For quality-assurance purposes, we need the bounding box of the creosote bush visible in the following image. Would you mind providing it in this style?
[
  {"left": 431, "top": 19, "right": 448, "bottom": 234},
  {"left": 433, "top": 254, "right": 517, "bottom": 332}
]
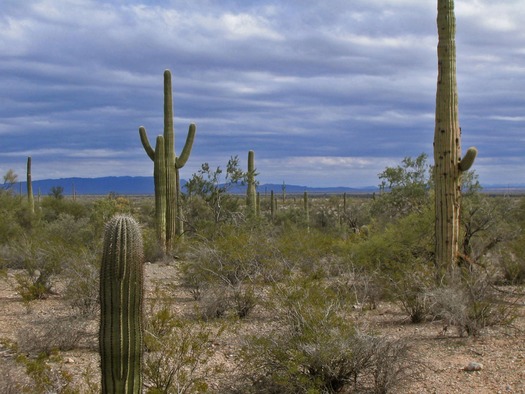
[
  {"left": 144, "top": 286, "right": 225, "bottom": 393},
  {"left": 429, "top": 268, "right": 518, "bottom": 336},
  {"left": 179, "top": 222, "right": 285, "bottom": 319},
  {"left": 237, "top": 278, "right": 418, "bottom": 393}
]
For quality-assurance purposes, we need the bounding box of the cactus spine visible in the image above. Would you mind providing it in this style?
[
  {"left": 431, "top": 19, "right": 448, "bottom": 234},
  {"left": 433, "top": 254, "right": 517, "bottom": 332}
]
[
  {"left": 26, "top": 156, "right": 34, "bottom": 213},
  {"left": 99, "top": 215, "right": 144, "bottom": 393},
  {"left": 246, "top": 150, "right": 256, "bottom": 214},
  {"left": 434, "top": 0, "right": 477, "bottom": 279},
  {"left": 139, "top": 70, "right": 196, "bottom": 252}
]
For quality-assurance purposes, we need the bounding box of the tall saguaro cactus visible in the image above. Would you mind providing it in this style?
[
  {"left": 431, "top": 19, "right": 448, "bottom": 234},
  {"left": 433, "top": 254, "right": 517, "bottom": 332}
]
[
  {"left": 99, "top": 215, "right": 144, "bottom": 393},
  {"left": 140, "top": 70, "right": 196, "bottom": 251},
  {"left": 26, "top": 156, "right": 34, "bottom": 214},
  {"left": 434, "top": 0, "right": 477, "bottom": 279},
  {"left": 246, "top": 150, "right": 256, "bottom": 214}
]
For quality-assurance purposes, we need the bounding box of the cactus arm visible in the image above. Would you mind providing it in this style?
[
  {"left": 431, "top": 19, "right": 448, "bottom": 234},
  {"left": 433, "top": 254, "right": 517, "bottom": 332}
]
[
  {"left": 139, "top": 126, "right": 155, "bottom": 161},
  {"left": 175, "top": 123, "right": 196, "bottom": 169},
  {"left": 459, "top": 147, "right": 477, "bottom": 172}
]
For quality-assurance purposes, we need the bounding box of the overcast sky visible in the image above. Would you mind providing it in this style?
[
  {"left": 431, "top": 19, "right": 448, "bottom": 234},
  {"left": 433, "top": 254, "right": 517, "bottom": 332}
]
[{"left": 1, "top": 0, "right": 524, "bottom": 187}]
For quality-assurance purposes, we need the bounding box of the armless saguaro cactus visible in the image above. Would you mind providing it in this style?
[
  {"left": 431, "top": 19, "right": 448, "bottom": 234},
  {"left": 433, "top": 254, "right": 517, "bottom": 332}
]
[
  {"left": 246, "top": 150, "right": 257, "bottom": 215},
  {"left": 139, "top": 70, "right": 196, "bottom": 252},
  {"left": 303, "top": 191, "right": 310, "bottom": 232},
  {"left": 26, "top": 156, "right": 34, "bottom": 214},
  {"left": 433, "top": 0, "right": 477, "bottom": 280},
  {"left": 99, "top": 215, "right": 144, "bottom": 393}
]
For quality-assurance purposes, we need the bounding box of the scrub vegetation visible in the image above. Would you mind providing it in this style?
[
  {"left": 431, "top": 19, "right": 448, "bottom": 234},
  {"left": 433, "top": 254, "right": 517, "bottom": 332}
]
[{"left": 0, "top": 154, "right": 524, "bottom": 393}]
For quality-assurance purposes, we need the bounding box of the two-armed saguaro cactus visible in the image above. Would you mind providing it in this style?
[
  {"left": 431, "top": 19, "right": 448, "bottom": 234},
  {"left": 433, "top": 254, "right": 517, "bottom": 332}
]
[
  {"left": 26, "top": 156, "right": 34, "bottom": 214},
  {"left": 246, "top": 150, "right": 257, "bottom": 215},
  {"left": 140, "top": 70, "right": 196, "bottom": 252},
  {"left": 99, "top": 215, "right": 144, "bottom": 393},
  {"left": 434, "top": 0, "right": 477, "bottom": 279}
]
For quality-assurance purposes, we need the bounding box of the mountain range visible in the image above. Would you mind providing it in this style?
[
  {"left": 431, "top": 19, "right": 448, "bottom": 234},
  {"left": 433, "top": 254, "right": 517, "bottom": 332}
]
[
  {"left": 15, "top": 176, "right": 525, "bottom": 196},
  {"left": 16, "top": 176, "right": 377, "bottom": 196}
]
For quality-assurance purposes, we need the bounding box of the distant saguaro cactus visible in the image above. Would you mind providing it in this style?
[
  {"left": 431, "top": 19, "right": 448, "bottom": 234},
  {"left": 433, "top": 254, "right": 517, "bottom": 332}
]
[
  {"left": 303, "top": 191, "right": 310, "bottom": 231},
  {"left": 99, "top": 215, "right": 144, "bottom": 393},
  {"left": 270, "top": 190, "right": 275, "bottom": 220},
  {"left": 140, "top": 70, "right": 196, "bottom": 252},
  {"left": 246, "top": 150, "right": 257, "bottom": 215},
  {"left": 26, "top": 156, "right": 34, "bottom": 214},
  {"left": 434, "top": 0, "right": 477, "bottom": 279}
]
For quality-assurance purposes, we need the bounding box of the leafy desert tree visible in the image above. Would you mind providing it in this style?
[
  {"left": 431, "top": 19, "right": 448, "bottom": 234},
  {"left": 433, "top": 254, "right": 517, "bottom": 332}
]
[
  {"left": 373, "top": 153, "right": 431, "bottom": 224},
  {"left": 184, "top": 156, "right": 247, "bottom": 232},
  {"left": 49, "top": 185, "right": 64, "bottom": 199},
  {"left": 2, "top": 169, "right": 18, "bottom": 192}
]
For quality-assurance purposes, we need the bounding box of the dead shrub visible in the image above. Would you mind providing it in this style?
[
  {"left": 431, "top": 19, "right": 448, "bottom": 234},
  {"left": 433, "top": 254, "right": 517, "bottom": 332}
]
[
  {"left": 429, "top": 270, "right": 518, "bottom": 336},
  {"left": 16, "top": 316, "right": 87, "bottom": 354}
]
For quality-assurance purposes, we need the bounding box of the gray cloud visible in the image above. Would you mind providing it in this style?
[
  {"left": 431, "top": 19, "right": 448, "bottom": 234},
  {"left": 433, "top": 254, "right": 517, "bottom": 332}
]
[{"left": 0, "top": 0, "right": 524, "bottom": 187}]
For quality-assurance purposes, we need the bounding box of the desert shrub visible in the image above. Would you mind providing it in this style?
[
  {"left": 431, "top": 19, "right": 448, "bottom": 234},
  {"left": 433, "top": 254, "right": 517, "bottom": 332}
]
[
  {"left": 44, "top": 213, "right": 94, "bottom": 246},
  {"left": 180, "top": 222, "right": 284, "bottom": 318},
  {"left": 10, "top": 234, "right": 65, "bottom": 300},
  {"left": 271, "top": 205, "right": 306, "bottom": 228},
  {"left": 276, "top": 226, "right": 339, "bottom": 277},
  {"left": 387, "top": 263, "right": 435, "bottom": 323},
  {"left": 144, "top": 289, "right": 225, "bottom": 393},
  {"left": 238, "top": 278, "right": 417, "bottom": 393},
  {"left": 40, "top": 196, "right": 87, "bottom": 222},
  {"left": 429, "top": 269, "right": 518, "bottom": 336},
  {"left": 350, "top": 207, "right": 435, "bottom": 321},
  {"left": 310, "top": 198, "right": 341, "bottom": 231},
  {"left": 16, "top": 315, "right": 88, "bottom": 355},
  {"left": 500, "top": 253, "right": 525, "bottom": 285},
  {"left": 0, "top": 339, "right": 75, "bottom": 394},
  {"left": 62, "top": 248, "right": 100, "bottom": 317},
  {"left": 330, "top": 267, "right": 383, "bottom": 311},
  {"left": 89, "top": 194, "right": 133, "bottom": 238},
  {"left": 6, "top": 208, "right": 102, "bottom": 302},
  {"left": 500, "top": 236, "right": 525, "bottom": 284},
  {"left": 142, "top": 225, "right": 168, "bottom": 263},
  {"left": 0, "top": 192, "right": 30, "bottom": 243}
]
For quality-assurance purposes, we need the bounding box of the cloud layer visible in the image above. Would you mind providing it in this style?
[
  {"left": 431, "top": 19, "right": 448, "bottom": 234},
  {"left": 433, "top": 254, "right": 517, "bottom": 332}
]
[{"left": 1, "top": 0, "right": 524, "bottom": 187}]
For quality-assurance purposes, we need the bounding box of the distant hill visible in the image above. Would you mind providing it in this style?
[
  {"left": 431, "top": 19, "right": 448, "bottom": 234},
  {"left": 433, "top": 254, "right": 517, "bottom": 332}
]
[
  {"left": 15, "top": 176, "right": 525, "bottom": 196},
  {"left": 20, "top": 176, "right": 155, "bottom": 196},
  {"left": 17, "top": 176, "right": 377, "bottom": 196}
]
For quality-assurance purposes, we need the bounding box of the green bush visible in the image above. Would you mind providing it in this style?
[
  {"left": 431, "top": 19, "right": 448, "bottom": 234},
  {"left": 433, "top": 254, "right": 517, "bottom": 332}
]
[
  {"left": 238, "top": 278, "right": 417, "bottom": 393},
  {"left": 180, "top": 222, "right": 285, "bottom": 318},
  {"left": 144, "top": 288, "right": 225, "bottom": 393}
]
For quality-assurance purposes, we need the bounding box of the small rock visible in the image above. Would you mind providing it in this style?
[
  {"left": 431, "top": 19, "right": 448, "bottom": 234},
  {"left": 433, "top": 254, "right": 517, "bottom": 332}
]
[
  {"left": 463, "top": 361, "right": 483, "bottom": 371},
  {"left": 64, "top": 357, "right": 75, "bottom": 364}
]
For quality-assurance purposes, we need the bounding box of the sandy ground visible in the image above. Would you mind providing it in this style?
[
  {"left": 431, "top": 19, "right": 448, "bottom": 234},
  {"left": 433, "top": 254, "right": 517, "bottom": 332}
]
[{"left": 1, "top": 262, "right": 524, "bottom": 393}]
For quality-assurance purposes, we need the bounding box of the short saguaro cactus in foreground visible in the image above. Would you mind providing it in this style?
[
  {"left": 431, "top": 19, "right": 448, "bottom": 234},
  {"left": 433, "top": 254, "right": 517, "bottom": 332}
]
[{"left": 99, "top": 215, "right": 144, "bottom": 393}]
